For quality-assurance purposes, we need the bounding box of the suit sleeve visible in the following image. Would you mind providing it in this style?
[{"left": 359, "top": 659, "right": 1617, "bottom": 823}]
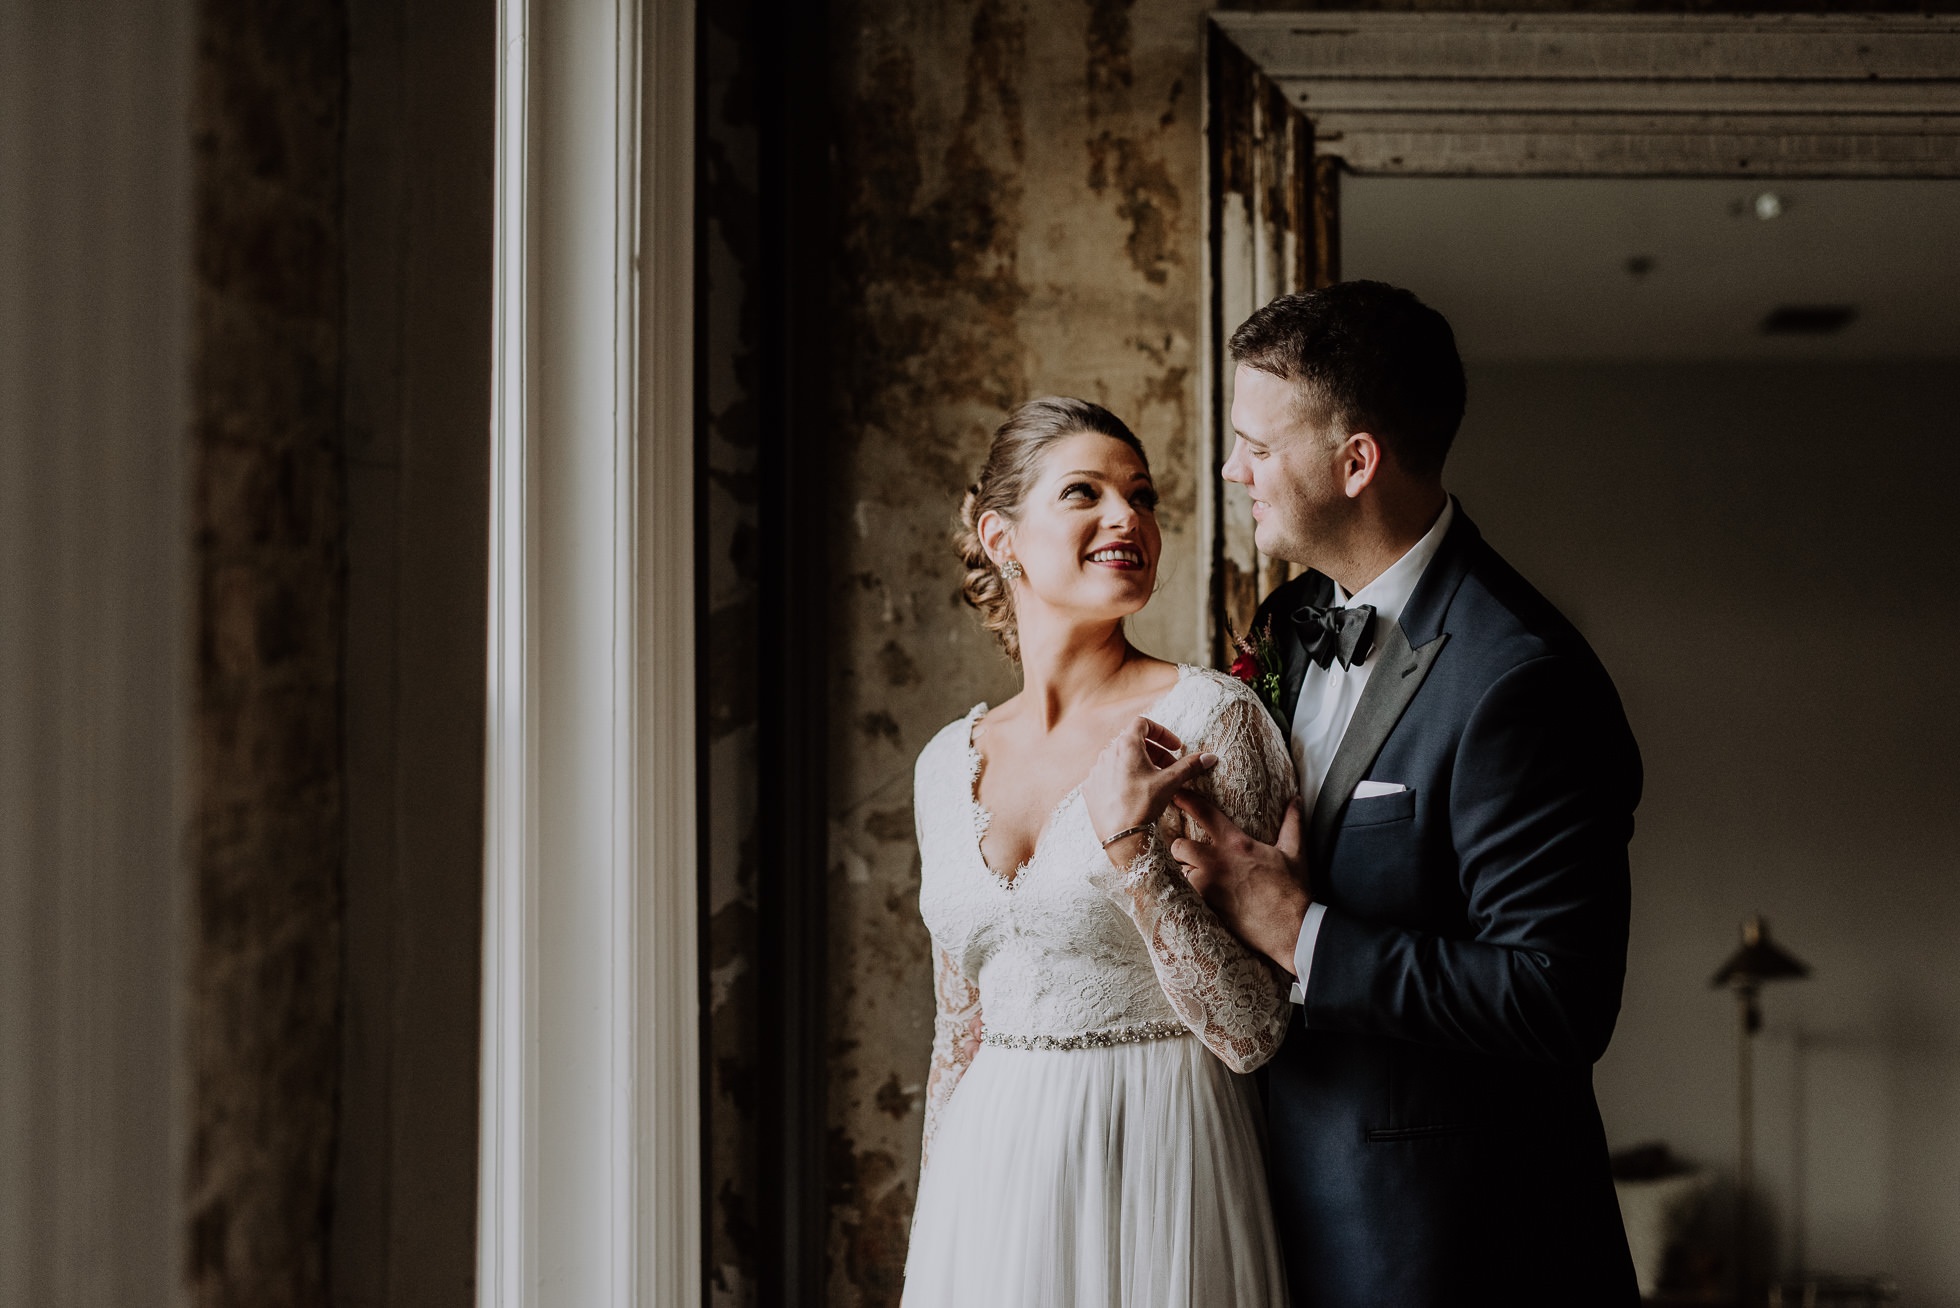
[{"left": 1300, "top": 654, "right": 1640, "bottom": 1066}]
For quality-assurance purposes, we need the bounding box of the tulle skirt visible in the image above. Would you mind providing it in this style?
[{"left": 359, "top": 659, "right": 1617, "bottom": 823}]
[{"left": 902, "top": 1034, "right": 1288, "bottom": 1308}]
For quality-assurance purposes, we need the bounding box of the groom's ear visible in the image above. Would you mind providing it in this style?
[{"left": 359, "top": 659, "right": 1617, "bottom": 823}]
[{"left": 1340, "top": 431, "right": 1385, "bottom": 500}]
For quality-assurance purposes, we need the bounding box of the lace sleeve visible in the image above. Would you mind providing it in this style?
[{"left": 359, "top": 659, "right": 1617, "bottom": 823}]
[
  {"left": 921, "top": 944, "right": 982, "bottom": 1170},
  {"left": 1088, "top": 688, "right": 1295, "bottom": 1073}
]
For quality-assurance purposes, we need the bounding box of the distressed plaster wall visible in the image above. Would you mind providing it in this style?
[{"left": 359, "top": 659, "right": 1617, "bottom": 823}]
[
  {"left": 821, "top": 1, "right": 1960, "bottom": 1304},
  {"left": 826, "top": 2, "right": 1206, "bottom": 1302},
  {"left": 189, "top": 0, "right": 349, "bottom": 1302}
]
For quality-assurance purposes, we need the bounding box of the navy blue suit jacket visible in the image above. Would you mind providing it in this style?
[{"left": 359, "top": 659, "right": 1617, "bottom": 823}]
[{"left": 1254, "top": 503, "right": 1641, "bottom": 1306}]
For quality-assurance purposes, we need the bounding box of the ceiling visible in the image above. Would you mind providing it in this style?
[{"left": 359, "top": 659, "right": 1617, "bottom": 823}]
[{"left": 1342, "top": 177, "right": 1960, "bottom": 361}]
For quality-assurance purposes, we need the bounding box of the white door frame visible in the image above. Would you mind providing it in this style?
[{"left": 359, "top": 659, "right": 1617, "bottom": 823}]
[{"left": 477, "top": 0, "right": 699, "bottom": 1303}]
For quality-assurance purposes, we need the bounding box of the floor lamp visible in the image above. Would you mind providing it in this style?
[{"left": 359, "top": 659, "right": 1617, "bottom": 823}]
[{"left": 1711, "top": 914, "right": 1811, "bottom": 1308}]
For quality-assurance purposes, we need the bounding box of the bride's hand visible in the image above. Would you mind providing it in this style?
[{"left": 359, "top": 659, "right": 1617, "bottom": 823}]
[{"left": 1083, "top": 716, "right": 1219, "bottom": 851}]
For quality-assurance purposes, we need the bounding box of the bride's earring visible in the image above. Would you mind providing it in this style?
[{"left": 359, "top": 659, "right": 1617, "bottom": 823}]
[{"left": 999, "top": 560, "right": 1024, "bottom": 581}]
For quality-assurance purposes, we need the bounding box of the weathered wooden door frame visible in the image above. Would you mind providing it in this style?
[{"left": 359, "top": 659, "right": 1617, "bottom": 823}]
[{"left": 1200, "top": 11, "right": 1960, "bottom": 663}]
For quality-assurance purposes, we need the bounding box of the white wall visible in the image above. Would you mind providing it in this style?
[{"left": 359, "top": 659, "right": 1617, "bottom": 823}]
[
  {"left": 1450, "top": 360, "right": 1960, "bottom": 1304},
  {"left": 0, "top": 0, "right": 194, "bottom": 1304}
]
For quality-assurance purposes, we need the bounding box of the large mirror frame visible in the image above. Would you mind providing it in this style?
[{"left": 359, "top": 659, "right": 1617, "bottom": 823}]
[{"left": 1201, "top": 11, "right": 1960, "bottom": 663}]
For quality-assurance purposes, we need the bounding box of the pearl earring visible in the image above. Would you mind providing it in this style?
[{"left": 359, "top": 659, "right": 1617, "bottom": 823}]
[{"left": 999, "top": 560, "right": 1024, "bottom": 581}]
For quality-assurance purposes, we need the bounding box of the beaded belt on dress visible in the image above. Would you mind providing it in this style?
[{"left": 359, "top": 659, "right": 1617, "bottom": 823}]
[{"left": 980, "top": 1020, "right": 1189, "bottom": 1051}]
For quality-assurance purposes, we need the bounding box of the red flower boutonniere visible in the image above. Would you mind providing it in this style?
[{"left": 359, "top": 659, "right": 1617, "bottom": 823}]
[{"left": 1229, "top": 618, "right": 1286, "bottom": 727}]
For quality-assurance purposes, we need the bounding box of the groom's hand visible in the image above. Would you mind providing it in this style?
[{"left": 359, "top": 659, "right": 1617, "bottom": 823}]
[{"left": 1172, "top": 793, "right": 1311, "bottom": 975}]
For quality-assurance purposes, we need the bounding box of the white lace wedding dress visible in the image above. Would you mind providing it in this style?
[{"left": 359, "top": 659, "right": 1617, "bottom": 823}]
[{"left": 903, "top": 664, "right": 1295, "bottom": 1308}]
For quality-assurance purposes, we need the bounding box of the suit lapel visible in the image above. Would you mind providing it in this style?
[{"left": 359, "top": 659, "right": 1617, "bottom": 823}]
[
  {"left": 1307, "top": 624, "right": 1450, "bottom": 869},
  {"left": 1275, "top": 623, "right": 1312, "bottom": 729},
  {"left": 1273, "top": 571, "right": 1334, "bottom": 728},
  {"left": 1395, "top": 496, "right": 1479, "bottom": 650},
  {"left": 1279, "top": 499, "right": 1480, "bottom": 865}
]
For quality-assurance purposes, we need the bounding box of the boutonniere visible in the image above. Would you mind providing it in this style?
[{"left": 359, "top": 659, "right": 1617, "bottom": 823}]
[{"left": 1228, "top": 618, "right": 1287, "bottom": 729}]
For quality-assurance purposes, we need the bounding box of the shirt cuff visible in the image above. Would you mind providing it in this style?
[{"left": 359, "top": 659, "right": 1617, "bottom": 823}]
[{"left": 1286, "top": 902, "right": 1329, "bottom": 1008}]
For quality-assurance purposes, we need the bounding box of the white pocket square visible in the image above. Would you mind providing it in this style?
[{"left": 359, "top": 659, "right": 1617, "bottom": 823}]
[{"left": 1352, "top": 780, "right": 1407, "bottom": 799}]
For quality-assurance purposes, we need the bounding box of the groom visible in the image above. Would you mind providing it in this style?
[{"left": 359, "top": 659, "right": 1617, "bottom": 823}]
[{"left": 1175, "top": 282, "right": 1642, "bottom": 1305}]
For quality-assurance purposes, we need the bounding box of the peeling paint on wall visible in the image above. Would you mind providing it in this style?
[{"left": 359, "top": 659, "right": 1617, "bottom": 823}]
[{"left": 825, "top": 0, "right": 1208, "bottom": 1301}]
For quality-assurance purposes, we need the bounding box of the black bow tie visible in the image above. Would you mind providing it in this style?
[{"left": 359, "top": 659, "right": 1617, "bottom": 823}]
[{"left": 1292, "top": 602, "right": 1378, "bottom": 670}]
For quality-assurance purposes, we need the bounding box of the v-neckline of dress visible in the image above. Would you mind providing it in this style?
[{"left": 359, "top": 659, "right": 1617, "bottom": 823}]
[{"left": 964, "top": 664, "right": 1192, "bottom": 890}]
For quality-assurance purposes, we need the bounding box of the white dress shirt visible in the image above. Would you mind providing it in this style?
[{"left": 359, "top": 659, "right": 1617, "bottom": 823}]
[{"left": 1288, "top": 498, "right": 1455, "bottom": 1005}]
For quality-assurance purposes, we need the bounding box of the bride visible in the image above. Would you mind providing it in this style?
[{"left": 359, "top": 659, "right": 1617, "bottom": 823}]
[{"left": 903, "top": 397, "right": 1296, "bottom": 1307}]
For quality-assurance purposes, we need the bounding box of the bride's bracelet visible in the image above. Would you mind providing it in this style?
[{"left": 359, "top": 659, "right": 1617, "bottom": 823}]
[{"left": 1098, "top": 822, "right": 1155, "bottom": 849}]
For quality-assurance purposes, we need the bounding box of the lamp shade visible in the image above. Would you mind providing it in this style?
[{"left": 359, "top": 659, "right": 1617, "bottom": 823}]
[{"left": 1711, "top": 914, "right": 1810, "bottom": 989}]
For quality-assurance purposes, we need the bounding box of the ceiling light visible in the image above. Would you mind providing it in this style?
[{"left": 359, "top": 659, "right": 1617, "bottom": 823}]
[{"left": 1754, "top": 192, "right": 1785, "bottom": 220}]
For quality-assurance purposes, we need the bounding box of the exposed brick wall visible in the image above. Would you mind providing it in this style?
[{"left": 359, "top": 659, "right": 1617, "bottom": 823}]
[{"left": 189, "top": 1, "right": 348, "bottom": 1303}]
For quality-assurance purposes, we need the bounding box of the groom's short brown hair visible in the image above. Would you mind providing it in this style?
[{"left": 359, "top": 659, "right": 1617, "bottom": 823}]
[{"left": 1229, "top": 281, "right": 1466, "bottom": 480}]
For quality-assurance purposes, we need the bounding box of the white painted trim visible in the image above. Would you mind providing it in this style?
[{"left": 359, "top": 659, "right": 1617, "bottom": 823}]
[
  {"left": 479, "top": 0, "right": 698, "bottom": 1302},
  {"left": 634, "top": 0, "right": 699, "bottom": 1298},
  {"left": 1212, "top": 12, "right": 1960, "bottom": 177},
  {"left": 478, "top": 0, "right": 533, "bottom": 1298}
]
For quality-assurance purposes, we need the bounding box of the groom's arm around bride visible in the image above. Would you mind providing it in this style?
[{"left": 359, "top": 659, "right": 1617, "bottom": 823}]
[{"left": 1179, "top": 283, "right": 1643, "bottom": 1306}]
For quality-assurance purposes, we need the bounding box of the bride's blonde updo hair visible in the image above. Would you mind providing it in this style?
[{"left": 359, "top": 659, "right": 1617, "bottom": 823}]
[{"left": 955, "top": 396, "right": 1148, "bottom": 662}]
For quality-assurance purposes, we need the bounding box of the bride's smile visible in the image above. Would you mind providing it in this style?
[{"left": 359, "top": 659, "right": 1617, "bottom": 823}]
[
  {"left": 1085, "top": 543, "right": 1145, "bottom": 569},
  {"left": 978, "top": 430, "right": 1162, "bottom": 623}
]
